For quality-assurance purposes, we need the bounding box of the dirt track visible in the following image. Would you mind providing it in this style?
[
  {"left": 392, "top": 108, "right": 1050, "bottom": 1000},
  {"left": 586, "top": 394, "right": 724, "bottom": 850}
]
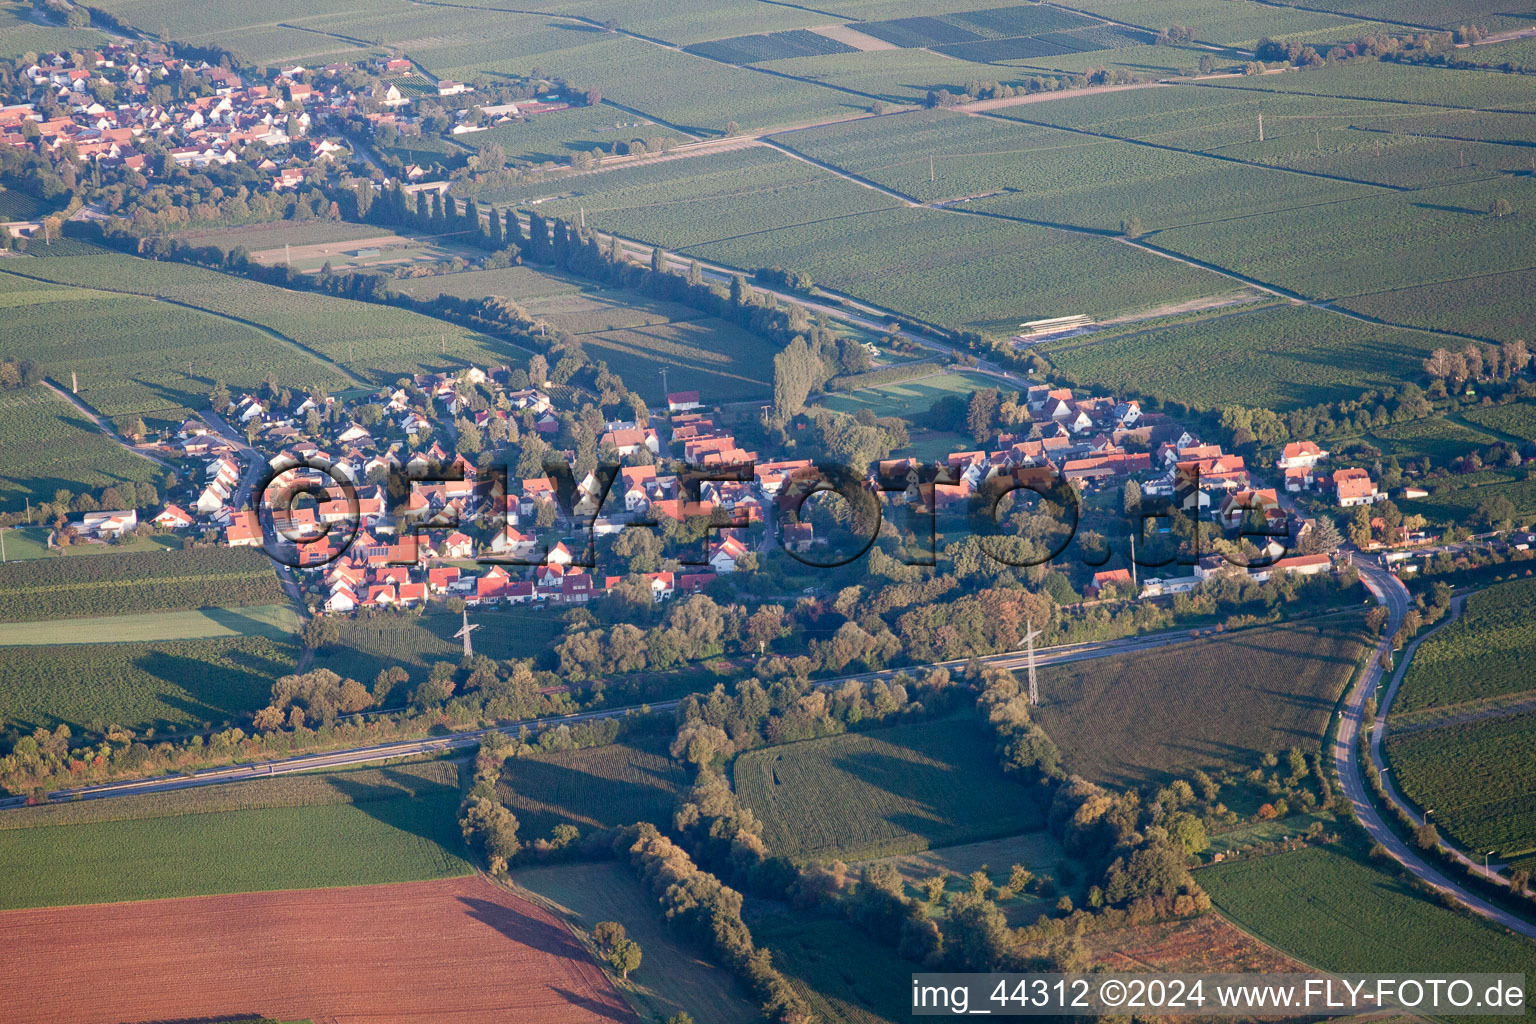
[{"left": 0, "top": 876, "right": 636, "bottom": 1024}]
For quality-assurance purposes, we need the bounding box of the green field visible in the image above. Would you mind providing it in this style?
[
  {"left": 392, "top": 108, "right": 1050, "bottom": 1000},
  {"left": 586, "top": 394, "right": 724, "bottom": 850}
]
[
  {"left": 1149, "top": 177, "right": 1531, "bottom": 305},
  {"left": 0, "top": 0, "right": 110, "bottom": 59},
  {"left": 471, "top": 104, "right": 670, "bottom": 164},
  {"left": 0, "top": 388, "right": 165, "bottom": 514},
  {"left": 752, "top": 910, "right": 914, "bottom": 1024},
  {"left": 0, "top": 547, "right": 287, "bottom": 623},
  {"left": 0, "top": 272, "right": 349, "bottom": 423},
  {"left": 578, "top": 318, "right": 779, "bottom": 404},
  {"left": 733, "top": 715, "right": 1047, "bottom": 860},
  {"left": 1342, "top": 268, "right": 1536, "bottom": 344},
  {"left": 779, "top": 108, "right": 1380, "bottom": 228},
  {"left": 0, "top": 604, "right": 300, "bottom": 646},
  {"left": 0, "top": 761, "right": 471, "bottom": 909},
  {"left": 1462, "top": 401, "right": 1536, "bottom": 443},
  {"left": 694, "top": 205, "right": 1224, "bottom": 332},
  {"left": 1201, "top": 845, "right": 1536, "bottom": 982},
  {"left": 398, "top": 255, "right": 775, "bottom": 403},
  {"left": 757, "top": 47, "right": 1063, "bottom": 105},
  {"left": 1058, "top": 0, "right": 1384, "bottom": 47},
  {"left": 1046, "top": 303, "right": 1451, "bottom": 411},
  {"left": 0, "top": 256, "right": 524, "bottom": 386},
  {"left": 1386, "top": 710, "right": 1536, "bottom": 860},
  {"left": 1395, "top": 577, "right": 1536, "bottom": 712},
  {"left": 1035, "top": 619, "right": 1369, "bottom": 787},
  {"left": 515, "top": 860, "right": 760, "bottom": 1024},
  {"left": 496, "top": 733, "right": 687, "bottom": 840},
  {"left": 819, "top": 370, "right": 1002, "bottom": 418},
  {"left": 481, "top": 146, "right": 903, "bottom": 246},
  {"left": 1399, "top": 473, "right": 1536, "bottom": 526},
  {"left": 173, "top": 220, "right": 392, "bottom": 249},
  {"left": 313, "top": 607, "right": 564, "bottom": 682},
  {"left": 1357, "top": 414, "right": 1502, "bottom": 465},
  {"left": 0, "top": 633, "right": 298, "bottom": 732},
  {"left": 391, "top": 264, "right": 586, "bottom": 303},
  {"left": 863, "top": 830, "right": 1063, "bottom": 924}
]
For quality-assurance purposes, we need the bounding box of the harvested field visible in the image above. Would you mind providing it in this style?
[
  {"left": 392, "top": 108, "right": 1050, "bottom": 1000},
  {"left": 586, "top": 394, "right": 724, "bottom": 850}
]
[
  {"left": 1085, "top": 911, "right": 1311, "bottom": 974},
  {"left": 0, "top": 875, "right": 636, "bottom": 1024},
  {"left": 808, "top": 23, "right": 900, "bottom": 50}
]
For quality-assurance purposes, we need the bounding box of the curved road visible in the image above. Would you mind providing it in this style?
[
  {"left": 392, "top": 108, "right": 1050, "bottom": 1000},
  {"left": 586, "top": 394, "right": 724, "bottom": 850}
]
[
  {"left": 1341, "top": 559, "right": 1536, "bottom": 939},
  {"left": 1, "top": 624, "right": 1207, "bottom": 809}
]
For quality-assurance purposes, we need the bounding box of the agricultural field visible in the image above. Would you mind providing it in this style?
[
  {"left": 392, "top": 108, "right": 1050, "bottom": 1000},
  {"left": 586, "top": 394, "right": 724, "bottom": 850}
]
[
  {"left": 521, "top": 290, "right": 704, "bottom": 336},
  {"left": 0, "top": 604, "right": 299, "bottom": 646},
  {"left": 1005, "top": 82, "right": 1536, "bottom": 149},
  {"left": 0, "top": 271, "right": 349, "bottom": 425},
  {"left": 0, "top": 760, "right": 460, "bottom": 829},
  {"left": 496, "top": 732, "right": 688, "bottom": 840},
  {"left": 777, "top": 107, "right": 1380, "bottom": 226},
  {"left": 396, "top": 247, "right": 771, "bottom": 404},
  {"left": 1399, "top": 473, "right": 1536, "bottom": 525},
  {"left": 1198, "top": 60, "right": 1536, "bottom": 110},
  {"left": 438, "top": 31, "right": 864, "bottom": 136},
  {"left": 1338, "top": 269, "right": 1536, "bottom": 345},
  {"left": 1386, "top": 709, "right": 1536, "bottom": 861},
  {"left": 244, "top": 232, "right": 485, "bottom": 274},
  {"left": 471, "top": 105, "right": 671, "bottom": 164},
  {"left": 732, "top": 714, "right": 1048, "bottom": 860},
  {"left": 687, "top": 29, "right": 857, "bottom": 65},
  {"left": 0, "top": 546, "right": 287, "bottom": 623},
  {"left": 0, "top": 0, "right": 110, "bottom": 59},
  {"left": 1394, "top": 577, "right": 1536, "bottom": 712},
  {"left": 312, "top": 606, "right": 565, "bottom": 682},
  {"left": 1005, "top": 41, "right": 1219, "bottom": 75},
  {"left": 173, "top": 220, "right": 391, "bottom": 250},
  {"left": 751, "top": 910, "right": 914, "bottom": 1024},
  {"left": 1034, "top": 619, "right": 1369, "bottom": 787},
  {"left": 0, "top": 184, "right": 48, "bottom": 220},
  {"left": 1461, "top": 401, "right": 1536, "bottom": 443},
  {"left": 1056, "top": 0, "right": 1384, "bottom": 47},
  {"left": 0, "top": 633, "right": 297, "bottom": 732},
  {"left": 1149, "top": 176, "right": 1532, "bottom": 308},
  {"left": 1, "top": 256, "right": 524, "bottom": 385},
  {"left": 0, "top": 388, "right": 165, "bottom": 514},
  {"left": 756, "top": 47, "right": 1065, "bottom": 104},
  {"left": 0, "top": 766, "right": 470, "bottom": 909},
  {"left": 685, "top": 205, "right": 1225, "bottom": 333},
  {"left": 480, "top": 146, "right": 903, "bottom": 250},
  {"left": 863, "top": 830, "right": 1064, "bottom": 924},
  {"left": 818, "top": 369, "right": 1000, "bottom": 418},
  {"left": 0, "top": 876, "right": 632, "bottom": 1024},
  {"left": 516, "top": 860, "right": 760, "bottom": 1024},
  {"left": 392, "top": 264, "right": 587, "bottom": 303},
  {"left": 1201, "top": 844, "right": 1536, "bottom": 979},
  {"left": 577, "top": 318, "right": 778, "bottom": 404},
  {"left": 1044, "top": 303, "right": 1446, "bottom": 411},
  {"left": 1354, "top": 414, "right": 1501, "bottom": 464},
  {"left": 1085, "top": 911, "right": 1312, "bottom": 974}
]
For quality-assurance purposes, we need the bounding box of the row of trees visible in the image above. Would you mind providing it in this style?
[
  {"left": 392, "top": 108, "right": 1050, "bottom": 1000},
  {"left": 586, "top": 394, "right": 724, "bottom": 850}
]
[{"left": 616, "top": 824, "right": 812, "bottom": 1024}]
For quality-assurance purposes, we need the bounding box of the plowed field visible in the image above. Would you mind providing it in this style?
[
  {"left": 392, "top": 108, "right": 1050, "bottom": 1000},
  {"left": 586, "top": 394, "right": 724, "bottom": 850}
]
[{"left": 0, "top": 875, "right": 635, "bottom": 1024}]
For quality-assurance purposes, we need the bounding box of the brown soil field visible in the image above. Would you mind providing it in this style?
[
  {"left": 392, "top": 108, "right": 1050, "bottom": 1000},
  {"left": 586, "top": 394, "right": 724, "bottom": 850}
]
[
  {"left": 0, "top": 875, "right": 637, "bottom": 1024},
  {"left": 1086, "top": 912, "right": 1310, "bottom": 974}
]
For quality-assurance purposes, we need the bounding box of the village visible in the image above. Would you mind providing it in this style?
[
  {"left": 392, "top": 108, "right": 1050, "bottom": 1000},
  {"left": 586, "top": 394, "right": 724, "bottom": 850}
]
[
  {"left": 53, "top": 356, "right": 1423, "bottom": 622},
  {"left": 0, "top": 40, "right": 574, "bottom": 207}
]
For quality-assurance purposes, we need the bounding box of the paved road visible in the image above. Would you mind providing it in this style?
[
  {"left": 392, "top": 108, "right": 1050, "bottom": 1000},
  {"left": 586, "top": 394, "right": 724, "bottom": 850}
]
[
  {"left": 1, "top": 625, "right": 1205, "bottom": 809},
  {"left": 1339, "top": 560, "right": 1536, "bottom": 938}
]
